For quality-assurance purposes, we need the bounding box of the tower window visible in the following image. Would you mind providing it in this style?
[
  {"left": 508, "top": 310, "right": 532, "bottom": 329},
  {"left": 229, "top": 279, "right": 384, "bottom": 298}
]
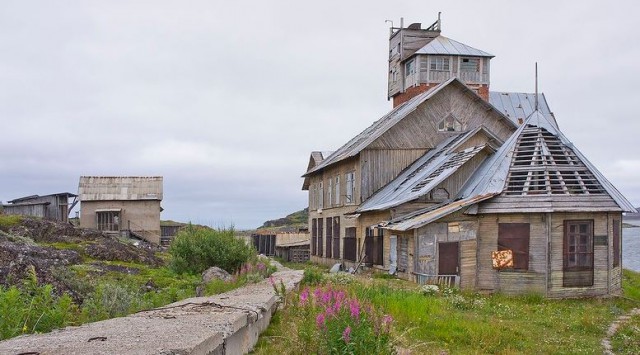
[
  {"left": 430, "top": 56, "right": 450, "bottom": 71},
  {"left": 405, "top": 60, "right": 415, "bottom": 77},
  {"left": 461, "top": 57, "right": 480, "bottom": 72}
]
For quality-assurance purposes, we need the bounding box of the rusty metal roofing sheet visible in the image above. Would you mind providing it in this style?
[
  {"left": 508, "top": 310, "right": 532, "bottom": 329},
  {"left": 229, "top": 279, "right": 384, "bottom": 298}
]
[
  {"left": 358, "top": 130, "right": 487, "bottom": 212},
  {"left": 78, "top": 176, "right": 163, "bottom": 201},
  {"left": 414, "top": 35, "right": 493, "bottom": 57}
]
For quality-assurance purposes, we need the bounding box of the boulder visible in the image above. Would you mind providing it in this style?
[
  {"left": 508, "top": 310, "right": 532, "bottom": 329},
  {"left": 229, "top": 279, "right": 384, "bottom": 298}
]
[{"left": 201, "top": 266, "right": 232, "bottom": 284}]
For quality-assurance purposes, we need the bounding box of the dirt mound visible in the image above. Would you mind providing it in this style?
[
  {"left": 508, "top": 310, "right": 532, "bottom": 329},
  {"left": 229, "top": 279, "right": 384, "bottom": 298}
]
[{"left": 0, "top": 217, "right": 164, "bottom": 298}]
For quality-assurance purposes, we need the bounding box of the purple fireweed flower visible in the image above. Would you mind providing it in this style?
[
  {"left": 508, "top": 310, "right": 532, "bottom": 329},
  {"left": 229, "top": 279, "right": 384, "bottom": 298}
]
[
  {"left": 382, "top": 314, "right": 393, "bottom": 333},
  {"left": 257, "top": 262, "right": 266, "bottom": 271},
  {"left": 332, "top": 299, "right": 341, "bottom": 313},
  {"left": 321, "top": 290, "right": 332, "bottom": 305},
  {"left": 269, "top": 276, "right": 276, "bottom": 287},
  {"left": 334, "top": 290, "right": 345, "bottom": 303},
  {"left": 316, "top": 313, "right": 326, "bottom": 329},
  {"left": 314, "top": 288, "right": 323, "bottom": 300},
  {"left": 349, "top": 300, "right": 360, "bottom": 320},
  {"left": 299, "top": 287, "right": 310, "bottom": 305},
  {"left": 342, "top": 326, "right": 351, "bottom": 343}
]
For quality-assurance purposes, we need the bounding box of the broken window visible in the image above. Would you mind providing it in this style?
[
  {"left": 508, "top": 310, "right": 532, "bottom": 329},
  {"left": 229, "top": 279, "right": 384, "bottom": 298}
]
[
  {"left": 563, "top": 220, "right": 594, "bottom": 287},
  {"left": 437, "top": 114, "right": 463, "bottom": 132},
  {"left": 498, "top": 223, "right": 530, "bottom": 271},
  {"left": 460, "top": 57, "right": 479, "bottom": 72},
  {"left": 405, "top": 59, "right": 415, "bottom": 77},
  {"left": 430, "top": 56, "right": 450, "bottom": 71},
  {"left": 345, "top": 172, "right": 355, "bottom": 204},
  {"left": 96, "top": 210, "right": 120, "bottom": 232}
]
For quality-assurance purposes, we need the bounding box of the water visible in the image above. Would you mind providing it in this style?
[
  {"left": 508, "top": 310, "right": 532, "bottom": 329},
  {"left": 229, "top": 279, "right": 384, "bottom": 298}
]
[{"left": 623, "top": 227, "right": 640, "bottom": 272}]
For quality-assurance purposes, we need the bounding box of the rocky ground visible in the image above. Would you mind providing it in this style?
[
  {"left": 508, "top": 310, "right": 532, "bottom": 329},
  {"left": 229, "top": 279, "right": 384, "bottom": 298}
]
[{"left": 0, "top": 217, "right": 163, "bottom": 300}]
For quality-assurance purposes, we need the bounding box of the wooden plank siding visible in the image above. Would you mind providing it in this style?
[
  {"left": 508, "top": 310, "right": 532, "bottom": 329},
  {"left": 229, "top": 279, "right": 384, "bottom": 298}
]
[
  {"left": 476, "top": 214, "right": 547, "bottom": 294},
  {"left": 477, "top": 195, "right": 621, "bottom": 214},
  {"left": 360, "top": 149, "right": 427, "bottom": 201}
]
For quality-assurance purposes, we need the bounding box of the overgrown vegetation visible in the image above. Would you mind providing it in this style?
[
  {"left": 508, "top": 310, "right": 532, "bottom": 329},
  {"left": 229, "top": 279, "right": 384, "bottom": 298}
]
[
  {"left": 169, "top": 225, "right": 254, "bottom": 274},
  {"left": 254, "top": 269, "right": 640, "bottom": 354},
  {"left": 0, "top": 214, "right": 22, "bottom": 229}
]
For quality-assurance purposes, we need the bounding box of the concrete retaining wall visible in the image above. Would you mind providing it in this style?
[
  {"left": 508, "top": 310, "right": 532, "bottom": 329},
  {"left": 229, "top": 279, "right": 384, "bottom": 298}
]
[{"left": 0, "top": 270, "right": 303, "bottom": 355}]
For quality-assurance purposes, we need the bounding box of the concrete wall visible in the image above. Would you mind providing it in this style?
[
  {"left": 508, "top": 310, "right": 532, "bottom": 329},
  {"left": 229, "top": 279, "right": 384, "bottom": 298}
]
[{"left": 80, "top": 200, "right": 161, "bottom": 244}]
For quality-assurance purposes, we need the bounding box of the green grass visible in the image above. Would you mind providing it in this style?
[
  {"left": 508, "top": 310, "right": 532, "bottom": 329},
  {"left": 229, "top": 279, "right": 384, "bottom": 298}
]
[
  {"left": 253, "top": 270, "right": 640, "bottom": 354},
  {"left": 0, "top": 215, "right": 22, "bottom": 229},
  {"left": 611, "top": 313, "right": 640, "bottom": 354}
]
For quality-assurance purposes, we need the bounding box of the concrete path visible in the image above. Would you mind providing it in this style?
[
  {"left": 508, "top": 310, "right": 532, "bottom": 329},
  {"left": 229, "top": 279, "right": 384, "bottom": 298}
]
[
  {"left": 602, "top": 307, "right": 640, "bottom": 355},
  {"left": 0, "top": 269, "right": 303, "bottom": 355}
]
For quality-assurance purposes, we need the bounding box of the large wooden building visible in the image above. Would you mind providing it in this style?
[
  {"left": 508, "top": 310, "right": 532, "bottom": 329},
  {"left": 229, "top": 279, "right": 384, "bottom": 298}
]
[
  {"left": 1, "top": 193, "right": 77, "bottom": 223},
  {"left": 302, "top": 17, "right": 635, "bottom": 297}
]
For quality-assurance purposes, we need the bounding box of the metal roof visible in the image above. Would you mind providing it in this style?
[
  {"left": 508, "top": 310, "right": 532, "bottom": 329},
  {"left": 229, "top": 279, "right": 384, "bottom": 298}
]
[
  {"left": 303, "top": 78, "right": 509, "bottom": 177},
  {"left": 358, "top": 129, "right": 490, "bottom": 212},
  {"left": 414, "top": 35, "right": 493, "bottom": 57},
  {"left": 386, "top": 109, "right": 636, "bottom": 230},
  {"left": 8, "top": 192, "right": 77, "bottom": 204},
  {"left": 488, "top": 92, "right": 557, "bottom": 128},
  {"left": 78, "top": 176, "right": 163, "bottom": 201}
]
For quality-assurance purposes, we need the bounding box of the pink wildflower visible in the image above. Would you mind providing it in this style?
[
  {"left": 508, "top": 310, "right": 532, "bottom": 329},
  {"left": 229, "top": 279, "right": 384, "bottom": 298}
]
[
  {"left": 316, "top": 313, "right": 326, "bottom": 329},
  {"left": 257, "top": 262, "right": 266, "bottom": 271},
  {"left": 342, "top": 326, "right": 351, "bottom": 343},
  {"left": 382, "top": 314, "right": 393, "bottom": 333},
  {"left": 269, "top": 276, "right": 276, "bottom": 287},
  {"left": 349, "top": 299, "right": 360, "bottom": 320},
  {"left": 299, "top": 287, "right": 310, "bottom": 305},
  {"left": 314, "top": 288, "right": 323, "bottom": 300},
  {"left": 321, "top": 290, "right": 332, "bottom": 305}
]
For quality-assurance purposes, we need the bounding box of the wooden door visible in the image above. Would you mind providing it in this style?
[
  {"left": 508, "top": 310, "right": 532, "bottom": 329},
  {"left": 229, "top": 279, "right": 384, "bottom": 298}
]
[{"left": 438, "top": 242, "right": 459, "bottom": 275}]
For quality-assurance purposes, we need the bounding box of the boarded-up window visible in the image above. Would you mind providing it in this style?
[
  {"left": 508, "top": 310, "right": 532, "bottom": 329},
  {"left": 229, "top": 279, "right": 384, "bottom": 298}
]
[
  {"left": 344, "top": 227, "right": 357, "bottom": 262},
  {"left": 333, "top": 217, "right": 340, "bottom": 259},
  {"left": 563, "top": 220, "right": 594, "bottom": 287},
  {"left": 318, "top": 182, "right": 324, "bottom": 209},
  {"left": 311, "top": 218, "right": 317, "bottom": 256},
  {"left": 498, "top": 223, "right": 530, "bottom": 271},
  {"left": 328, "top": 179, "right": 333, "bottom": 208},
  {"left": 325, "top": 217, "right": 333, "bottom": 259},
  {"left": 317, "top": 218, "right": 324, "bottom": 257},
  {"left": 613, "top": 219, "right": 621, "bottom": 267},
  {"left": 398, "top": 236, "right": 409, "bottom": 272},
  {"left": 334, "top": 176, "right": 340, "bottom": 206}
]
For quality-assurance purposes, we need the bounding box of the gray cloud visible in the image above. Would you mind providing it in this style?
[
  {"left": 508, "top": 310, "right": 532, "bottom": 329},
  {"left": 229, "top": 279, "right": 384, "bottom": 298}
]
[{"left": 1, "top": 0, "right": 639, "bottom": 228}]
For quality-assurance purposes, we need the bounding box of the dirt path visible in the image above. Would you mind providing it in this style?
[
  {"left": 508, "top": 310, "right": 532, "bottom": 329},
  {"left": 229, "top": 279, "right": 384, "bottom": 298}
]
[{"left": 602, "top": 307, "right": 640, "bottom": 354}]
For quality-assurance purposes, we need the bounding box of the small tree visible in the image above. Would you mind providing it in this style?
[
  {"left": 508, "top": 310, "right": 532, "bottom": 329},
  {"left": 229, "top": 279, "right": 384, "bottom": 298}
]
[{"left": 168, "top": 225, "right": 254, "bottom": 274}]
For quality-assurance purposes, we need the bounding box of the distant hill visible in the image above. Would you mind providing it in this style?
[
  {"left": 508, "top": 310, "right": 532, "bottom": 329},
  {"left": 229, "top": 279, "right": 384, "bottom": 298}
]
[{"left": 258, "top": 208, "right": 308, "bottom": 232}]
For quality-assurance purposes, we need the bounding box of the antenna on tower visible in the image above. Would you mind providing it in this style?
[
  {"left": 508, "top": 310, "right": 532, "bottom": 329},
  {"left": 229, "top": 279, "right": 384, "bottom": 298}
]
[
  {"left": 535, "top": 62, "right": 539, "bottom": 111},
  {"left": 438, "top": 12, "right": 442, "bottom": 30}
]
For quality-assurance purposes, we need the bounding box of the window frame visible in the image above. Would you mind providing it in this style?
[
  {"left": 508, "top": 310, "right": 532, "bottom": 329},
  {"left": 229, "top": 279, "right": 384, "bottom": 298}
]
[
  {"left": 345, "top": 172, "right": 355, "bottom": 204},
  {"left": 429, "top": 56, "right": 450, "bottom": 72},
  {"left": 334, "top": 176, "right": 340, "bottom": 206},
  {"left": 405, "top": 59, "right": 415, "bottom": 77},
  {"left": 497, "top": 223, "right": 530, "bottom": 271},
  {"left": 437, "top": 114, "right": 463, "bottom": 132},
  {"left": 318, "top": 181, "right": 324, "bottom": 209},
  {"left": 563, "top": 220, "right": 594, "bottom": 287}
]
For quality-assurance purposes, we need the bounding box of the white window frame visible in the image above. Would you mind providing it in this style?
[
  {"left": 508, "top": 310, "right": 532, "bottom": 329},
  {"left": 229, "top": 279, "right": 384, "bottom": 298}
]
[
  {"left": 345, "top": 172, "right": 355, "bottom": 204},
  {"left": 334, "top": 176, "right": 340, "bottom": 206},
  {"left": 405, "top": 59, "right": 415, "bottom": 77},
  {"left": 430, "top": 56, "right": 450, "bottom": 71}
]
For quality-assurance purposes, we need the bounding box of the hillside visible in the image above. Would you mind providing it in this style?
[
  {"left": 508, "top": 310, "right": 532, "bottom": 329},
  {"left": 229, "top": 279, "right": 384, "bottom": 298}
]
[{"left": 258, "top": 208, "right": 308, "bottom": 232}]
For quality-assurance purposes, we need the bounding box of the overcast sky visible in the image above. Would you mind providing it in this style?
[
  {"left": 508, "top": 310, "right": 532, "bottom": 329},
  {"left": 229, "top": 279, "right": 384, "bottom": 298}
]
[{"left": 1, "top": 1, "right": 639, "bottom": 229}]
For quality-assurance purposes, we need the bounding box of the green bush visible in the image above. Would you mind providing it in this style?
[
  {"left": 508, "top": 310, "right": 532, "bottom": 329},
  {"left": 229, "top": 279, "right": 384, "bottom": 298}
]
[
  {"left": 81, "top": 282, "right": 140, "bottom": 322},
  {"left": 168, "top": 225, "right": 254, "bottom": 274},
  {"left": 301, "top": 266, "right": 325, "bottom": 286},
  {"left": 0, "top": 267, "right": 76, "bottom": 340}
]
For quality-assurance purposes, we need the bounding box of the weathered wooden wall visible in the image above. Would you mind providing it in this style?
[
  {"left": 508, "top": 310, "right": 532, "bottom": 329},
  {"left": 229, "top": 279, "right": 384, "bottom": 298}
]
[
  {"left": 476, "top": 214, "right": 547, "bottom": 294},
  {"left": 360, "top": 149, "right": 427, "bottom": 201}
]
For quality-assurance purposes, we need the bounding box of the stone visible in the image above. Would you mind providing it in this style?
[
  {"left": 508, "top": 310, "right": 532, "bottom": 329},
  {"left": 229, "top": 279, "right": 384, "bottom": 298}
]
[
  {"left": 329, "top": 263, "right": 342, "bottom": 273},
  {"left": 202, "top": 266, "right": 232, "bottom": 284}
]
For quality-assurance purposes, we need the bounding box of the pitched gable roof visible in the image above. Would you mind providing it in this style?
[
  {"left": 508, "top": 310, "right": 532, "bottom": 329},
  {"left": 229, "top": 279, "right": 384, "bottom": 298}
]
[
  {"left": 303, "top": 78, "right": 513, "bottom": 177},
  {"left": 302, "top": 151, "right": 333, "bottom": 190},
  {"left": 414, "top": 35, "right": 494, "bottom": 57}
]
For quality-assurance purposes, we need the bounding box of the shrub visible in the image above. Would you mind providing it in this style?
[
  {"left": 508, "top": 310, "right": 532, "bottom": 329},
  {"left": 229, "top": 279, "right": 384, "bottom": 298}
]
[
  {"left": 168, "top": 225, "right": 254, "bottom": 274},
  {"left": 0, "top": 267, "right": 76, "bottom": 340},
  {"left": 301, "top": 266, "right": 325, "bottom": 286},
  {"left": 81, "top": 282, "right": 140, "bottom": 322}
]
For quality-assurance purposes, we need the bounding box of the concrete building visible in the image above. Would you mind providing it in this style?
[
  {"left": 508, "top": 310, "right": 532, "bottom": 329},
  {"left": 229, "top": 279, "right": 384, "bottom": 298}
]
[{"left": 78, "top": 176, "right": 163, "bottom": 244}]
